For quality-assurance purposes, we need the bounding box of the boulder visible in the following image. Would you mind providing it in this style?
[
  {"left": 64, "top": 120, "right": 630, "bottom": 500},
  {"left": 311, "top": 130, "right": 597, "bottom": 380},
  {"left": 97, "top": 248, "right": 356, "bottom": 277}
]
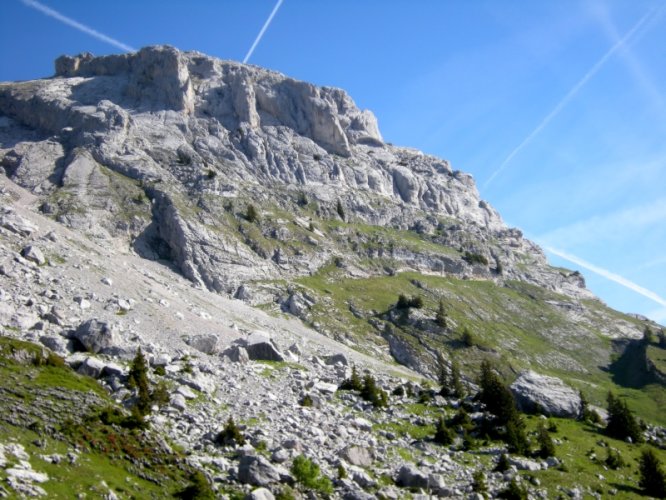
[
  {"left": 243, "top": 333, "right": 284, "bottom": 362},
  {"left": 77, "top": 357, "right": 106, "bottom": 378},
  {"left": 340, "top": 445, "right": 374, "bottom": 467},
  {"left": 325, "top": 353, "right": 349, "bottom": 366},
  {"left": 73, "top": 319, "right": 120, "bottom": 354},
  {"left": 247, "top": 488, "right": 275, "bottom": 500},
  {"left": 185, "top": 333, "right": 220, "bottom": 355},
  {"left": 510, "top": 370, "right": 581, "bottom": 418},
  {"left": 395, "top": 464, "right": 429, "bottom": 489},
  {"left": 0, "top": 213, "right": 38, "bottom": 236},
  {"left": 237, "top": 455, "right": 281, "bottom": 487},
  {"left": 222, "top": 345, "right": 250, "bottom": 363},
  {"left": 21, "top": 245, "right": 46, "bottom": 265}
]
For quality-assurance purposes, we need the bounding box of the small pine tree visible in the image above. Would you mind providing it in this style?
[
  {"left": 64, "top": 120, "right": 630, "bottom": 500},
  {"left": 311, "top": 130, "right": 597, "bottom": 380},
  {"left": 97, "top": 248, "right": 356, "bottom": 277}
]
[
  {"left": 450, "top": 360, "right": 465, "bottom": 399},
  {"left": 176, "top": 470, "right": 215, "bottom": 500},
  {"left": 396, "top": 294, "right": 410, "bottom": 309},
  {"left": 436, "top": 299, "right": 447, "bottom": 328},
  {"left": 360, "top": 373, "right": 388, "bottom": 408},
  {"left": 643, "top": 326, "right": 654, "bottom": 345},
  {"left": 605, "top": 392, "right": 642, "bottom": 443},
  {"left": 495, "top": 453, "right": 511, "bottom": 472},
  {"left": 461, "top": 327, "right": 476, "bottom": 348},
  {"left": 478, "top": 360, "right": 517, "bottom": 425},
  {"left": 215, "top": 416, "right": 245, "bottom": 447},
  {"left": 434, "top": 416, "right": 455, "bottom": 445},
  {"left": 245, "top": 204, "right": 259, "bottom": 223},
  {"left": 128, "top": 348, "right": 151, "bottom": 416},
  {"left": 472, "top": 470, "right": 488, "bottom": 495},
  {"left": 291, "top": 455, "right": 334, "bottom": 495},
  {"left": 536, "top": 422, "right": 556, "bottom": 458},
  {"left": 638, "top": 448, "right": 666, "bottom": 497},
  {"left": 336, "top": 199, "right": 345, "bottom": 221},
  {"left": 604, "top": 448, "right": 626, "bottom": 470},
  {"left": 339, "top": 365, "right": 363, "bottom": 391},
  {"left": 499, "top": 478, "right": 528, "bottom": 500},
  {"left": 505, "top": 414, "right": 529, "bottom": 456}
]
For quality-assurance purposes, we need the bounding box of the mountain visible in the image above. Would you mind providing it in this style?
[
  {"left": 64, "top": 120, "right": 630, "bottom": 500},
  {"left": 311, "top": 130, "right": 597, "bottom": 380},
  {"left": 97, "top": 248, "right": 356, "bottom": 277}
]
[{"left": 0, "top": 46, "right": 664, "bottom": 498}]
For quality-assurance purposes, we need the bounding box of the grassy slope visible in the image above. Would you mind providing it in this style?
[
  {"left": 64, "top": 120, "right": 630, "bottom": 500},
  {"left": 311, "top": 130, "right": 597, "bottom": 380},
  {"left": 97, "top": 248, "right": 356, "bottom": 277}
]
[
  {"left": 294, "top": 266, "right": 666, "bottom": 426},
  {"left": 0, "top": 336, "right": 194, "bottom": 498}
]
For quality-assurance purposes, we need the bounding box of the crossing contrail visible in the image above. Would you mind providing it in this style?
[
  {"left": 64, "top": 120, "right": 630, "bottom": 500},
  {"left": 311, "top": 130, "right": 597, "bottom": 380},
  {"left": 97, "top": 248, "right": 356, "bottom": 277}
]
[
  {"left": 21, "top": 0, "right": 135, "bottom": 52},
  {"left": 483, "top": 6, "right": 660, "bottom": 190},
  {"left": 545, "top": 246, "right": 666, "bottom": 308},
  {"left": 243, "top": 0, "right": 284, "bottom": 64}
]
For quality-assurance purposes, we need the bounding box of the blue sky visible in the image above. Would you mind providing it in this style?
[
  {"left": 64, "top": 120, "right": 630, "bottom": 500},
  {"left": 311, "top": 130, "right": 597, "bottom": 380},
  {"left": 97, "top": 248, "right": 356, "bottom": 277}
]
[{"left": 1, "top": 0, "right": 665, "bottom": 324}]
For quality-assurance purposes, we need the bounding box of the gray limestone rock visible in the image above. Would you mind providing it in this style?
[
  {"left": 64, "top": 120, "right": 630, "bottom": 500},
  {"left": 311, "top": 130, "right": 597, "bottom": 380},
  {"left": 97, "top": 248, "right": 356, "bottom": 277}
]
[
  {"left": 184, "top": 333, "right": 220, "bottom": 354},
  {"left": 20, "top": 246, "right": 45, "bottom": 266},
  {"left": 73, "top": 319, "right": 120, "bottom": 354},
  {"left": 395, "top": 464, "right": 429, "bottom": 489},
  {"left": 237, "top": 454, "right": 281, "bottom": 487},
  {"left": 247, "top": 488, "right": 275, "bottom": 500},
  {"left": 340, "top": 445, "right": 374, "bottom": 467},
  {"left": 510, "top": 370, "right": 581, "bottom": 418}
]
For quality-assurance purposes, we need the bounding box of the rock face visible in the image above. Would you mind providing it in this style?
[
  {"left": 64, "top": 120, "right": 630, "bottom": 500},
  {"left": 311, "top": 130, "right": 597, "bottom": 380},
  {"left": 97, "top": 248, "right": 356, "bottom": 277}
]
[
  {"left": 510, "top": 370, "right": 581, "bottom": 418},
  {"left": 0, "top": 45, "right": 591, "bottom": 302}
]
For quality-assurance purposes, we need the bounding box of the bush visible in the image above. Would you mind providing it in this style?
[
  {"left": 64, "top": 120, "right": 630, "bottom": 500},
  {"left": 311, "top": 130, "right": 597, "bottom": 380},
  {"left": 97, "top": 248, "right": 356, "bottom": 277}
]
[
  {"left": 128, "top": 348, "right": 151, "bottom": 416},
  {"left": 495, "top": 453, "right": 511, "bottom": 472},
  {"left": 435, "top": 299, "right": 447, "bottom": 328},
  {"left": 176, "top": 470, "right": 215, "bottom": 500},
  {"left": 291, "top": 455, "right": 333, "bottom": 495},
  {"left": 505, "top": 415, "right": 529, "bottom": 456},
  {"left": 434, "top": 416, "right": 455, "bottom": 445},
  {"left": 300, "top": 394, "right": 314, "bottom": 407},
  {"left": 638, "top": 448, "right": 666, "bottom": 498},
  {"left": 336, "top": 200, "right": 345, "bottom": 221},
  {"left": 461, "top": 327, "right": 477, "bottom": 348},
  {"left": 536, "top": 422, "right": 556, "bottom": 458},
  {"left": 396, "top": 294, "right": 423, "bottom": 310},
  {"left": 463, "top": 251, "right": 489, "bottom": 266},
  {"left": 605, "top": 392, "right": 642, "bottom": 443},
  {"left": 498, "top": 478, "right": 528, "bottom": 500},
  {"left": 245, "top": 204, "right": 259, "bottom": 223},
  {"left": 604, "top": 448, "right": 626, "bottom": 469},
  {"left": 478, "top": 360, "right": 517, "bottom": 425},
  {"left": 360, "top": 373, "right": 388, "bottom": 408},
  {"left": 215, "top": 417, "right": 245, "bottom": 447},
  {"left": 339, "top": 365, "right": 363, "bottom": 391},
  {"left": 472, "top": 470, "right": 488, "bottom": 495}
]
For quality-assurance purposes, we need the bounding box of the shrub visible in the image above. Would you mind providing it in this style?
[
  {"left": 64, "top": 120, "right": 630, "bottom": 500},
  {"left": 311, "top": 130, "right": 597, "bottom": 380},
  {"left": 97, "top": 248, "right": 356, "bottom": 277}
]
[
  {"left": 300, "top": 394, "right": 314, "bottom": 407},
  {"left": 638, "top": 448, "right": 666, "bottom": 498},
  {"left": 153, "top": 365, "right": 166, "bottom": 376},
  {"left": 176, "top": 470, "right": 215, "bottom": 500},
  {"left": 128, "top": 348, "right": 151, "bottom": 416},
  {"left": 435, "top": 299, "right": 447, "bottom": 328},
  {"left": 536, "top": 422, "right": 556, "bottom": 458},
  {"left": 658, "top": 329, "right": 666, "bottom": 348},
  {"left": 605, "top": 392, "right": 642, "bottom": 443},
  {"left": 643, "top": 326, "right": 654, "bottom": 344},
  {"left": 461, "top": 327, "right": 477, "bottom": 348},
  {"left": 339, "top": 365, "right": 363, "bottom": 391},
  {"left": 478, "top": 360, "right": 517, "bottom": 425},
  {"left": 434, "top": 416, "right": 454, "bottom": 446},
  {"left": 151, "top": 380, "right": 170, "bottom": 407},
  {"left": 505, "top": 415, "right": 529, "bottom": 456},
  {"left": 297, "top": 192, "right": 308, "bottom": 206},
  {"left": 495, "top": 453, "right": 511, "bottom": 472},
  {"left": 336, "top": 199, "right": 345, "bottom": 221},
  {"left": 245, "top": 204, "right": 259, "bottom": 223},
  {"left": 396, "top": 294, "right": 423, "bottom": 310},
  {"left": 360, "top": 373, "right": 388, "bottom": 408},
  {"left": 215, "top": 417, "right": 245, "bottom": 447},
  {"left": 205, "top": 169, "right": 216, "bottom": 180},
  {"left": 604, "top": 448, "right": 626, "bottom": 470},
  {"left": 498, "top": 478, "right": 528, "bottom": 500},
  {"left": 449, "top": 407, "right": 474, "bottom": 432},
  {"left": 392, "top": 385, "right": 405, "bottom": 397},
  {"left": 472, "top": 470, "right": 488, "bottom": 495},
  {"left": 291, "top": 455, "right": 333, "bottom": 495},
  {"left": 463, "top": 251, "right": 489, "bottom": 266}
]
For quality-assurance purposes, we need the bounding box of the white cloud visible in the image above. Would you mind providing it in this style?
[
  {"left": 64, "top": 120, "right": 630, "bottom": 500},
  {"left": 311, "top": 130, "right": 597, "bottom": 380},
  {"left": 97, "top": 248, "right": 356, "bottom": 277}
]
[
  {"left": 243, "top": 0, "right": 284, "bottom": 64},
  {"left": 21, "top": 0, "right": 135, "bottom": 52},
  {"left": 544, "top": 246, "right": 666, "bottom": 308},
  {"left": 483, "top": 5, "right": 661, "bottom": 190}
]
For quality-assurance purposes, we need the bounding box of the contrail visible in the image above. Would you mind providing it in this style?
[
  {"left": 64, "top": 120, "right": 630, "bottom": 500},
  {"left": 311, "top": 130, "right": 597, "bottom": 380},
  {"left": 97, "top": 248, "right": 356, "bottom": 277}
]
[
  {"left": 21, "top": 0, "right": 135, "bottom": 52},
  {"left": 243, "top": 0, "right": 284, "bottom": 64},
  {"left": 544, "top": 246, "right": 666, "bottom": 308},
  {"left": 483, "top": 7, "right": 659, "bottom": 190}
]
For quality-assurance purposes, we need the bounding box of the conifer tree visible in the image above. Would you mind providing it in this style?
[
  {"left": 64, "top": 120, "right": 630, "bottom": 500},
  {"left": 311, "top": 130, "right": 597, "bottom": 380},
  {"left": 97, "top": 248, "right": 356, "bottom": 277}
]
[
  {"left": 128, "top": 347, "right": 151, "bottom": 416},
  {"left": 478, "top": 360, "right": 516, "bottom": 424},
  {"left": 536, "top": 422, "right": 556, "bottom": 458},
  {"left": 336, "top": 199, "right": 345, "bottom": 221},
  {"left": 434, "top": 416, "right": 454, "bottom": 445},
  {"left": 638, "top": 448, "right": 666, "bottom": 497},
  {"left": 605, "top": 392, "right": 642, "bottom": 443},
  {"left": 436, "top": 299, "right": 447, "bottom": 328}
]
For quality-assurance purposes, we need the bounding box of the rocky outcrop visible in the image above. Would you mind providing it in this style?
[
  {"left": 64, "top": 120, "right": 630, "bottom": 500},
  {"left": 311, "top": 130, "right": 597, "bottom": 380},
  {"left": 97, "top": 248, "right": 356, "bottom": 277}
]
[{"left": 510, "top": 370, "right": 581, "bottom": 418}]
